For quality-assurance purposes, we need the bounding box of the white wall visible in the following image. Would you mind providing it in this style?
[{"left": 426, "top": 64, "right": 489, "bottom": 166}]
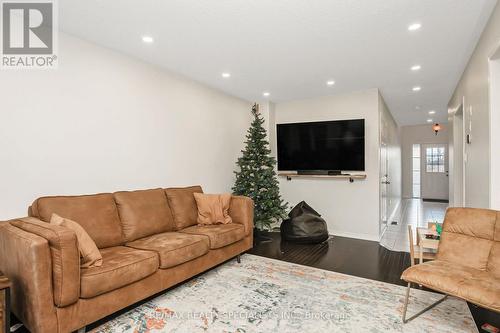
[
  {"left": 448, "top": 1, "right": 500, "bottom": 208},
  {"left": 271, "top": 89, "right": 383, "bottom": 241},
  {"left": 379, "top": 93, "right": 401, "bottom": 231},
  {"left": 449, "top": 105, "right": 465, "bottom": 206},
  {"left": 401, "top": 124, "right": 449, "bottom": 199},
  {"left": 0, "top": 33, "right": 252, "bottom": 219},
  {"left": 490, "top": 53, "right": 500, "bottom": 209},
  {"left": 259, "top": 101, "right": 277, "bottom": 157}
]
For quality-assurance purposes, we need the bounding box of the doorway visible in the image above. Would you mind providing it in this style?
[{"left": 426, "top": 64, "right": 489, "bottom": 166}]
[{"left": 421, "top": 144, "right": 449, "bottom": 201}]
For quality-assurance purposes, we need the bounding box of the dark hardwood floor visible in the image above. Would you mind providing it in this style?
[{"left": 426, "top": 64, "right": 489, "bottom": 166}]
[
  {"left": 250, "top": 233, "right": 410, "bottom": 286},
  {"left": 249, "top": 232, "right": 500, "bottom": 332}
]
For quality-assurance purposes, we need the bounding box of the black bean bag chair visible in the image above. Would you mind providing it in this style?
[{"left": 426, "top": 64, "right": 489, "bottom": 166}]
[{"left": 280, "top": 201, "right": 329, "bottom": 244}]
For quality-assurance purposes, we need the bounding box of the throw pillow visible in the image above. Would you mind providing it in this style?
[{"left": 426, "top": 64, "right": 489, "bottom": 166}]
[
  {"left": 50, "top": 213, "right": 103, "bottom": 268},
  {"left": 193, "top": 193, "right": 233, "bottom": 225}
]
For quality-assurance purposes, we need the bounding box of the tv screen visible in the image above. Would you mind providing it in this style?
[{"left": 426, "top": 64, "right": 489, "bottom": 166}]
[{"left": 277, "top": 119, "right": 365, "bottom": 172}]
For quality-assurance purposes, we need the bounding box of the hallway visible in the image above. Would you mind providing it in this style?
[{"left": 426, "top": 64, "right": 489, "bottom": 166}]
[{"left": 380, "top": 198, "right": 448, "bottom": 252}]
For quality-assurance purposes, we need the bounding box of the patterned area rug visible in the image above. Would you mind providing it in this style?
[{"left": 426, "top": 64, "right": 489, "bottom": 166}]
[{"left": 91, "top": 254, "right": 477, "bottom": 333}]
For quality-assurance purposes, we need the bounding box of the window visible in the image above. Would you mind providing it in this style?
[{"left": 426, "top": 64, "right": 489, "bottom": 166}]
[
  {"left": 426, "top": 146, "right": 445, "bottom": 173},
  {"left": 412, "top": 144, "right": 421, "bottom": 197}
]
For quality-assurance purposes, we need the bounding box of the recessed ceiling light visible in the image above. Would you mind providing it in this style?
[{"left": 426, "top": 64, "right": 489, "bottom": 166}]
[
  {"left": 326, "top": 80, "right": 335, "bottom": 86},
  {"left": 142, "top": 36, "right": 154, "bottom": 43},
  {"left": 411, "top": 65, "right": 421, "bottom": 71},
  {"left": 221, "top": 72, "right": 231, "bottom": 78},
  {"left": 412, "top": 86, "right": 421, "bottom": 92},
  {"left": 408, "top": 23, "right": 422, "bottom": 31},
  {"left": 427, "top": 119, "right": 433, "bottom": 123},
  {"left": 263, "top": 92, "right": 270, "bottom": 97},
  {"left": 429, "top": 110, "right": 436, "bottom": 115}
]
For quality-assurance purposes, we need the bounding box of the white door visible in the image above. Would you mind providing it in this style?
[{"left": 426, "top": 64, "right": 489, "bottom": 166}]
[
  {"left": 421, "top": 144, "right": 449, "bottom": 201},
  {"left": 380, "top": 144, "right": 389, "bottom": 233}
]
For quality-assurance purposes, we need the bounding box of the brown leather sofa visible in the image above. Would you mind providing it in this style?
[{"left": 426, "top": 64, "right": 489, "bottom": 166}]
[
  {"left": 401, "top": 207, "right": 500, "bottom": 322},
  {"left": 0, "top": 186, "right": 254, "bottom": 333}
]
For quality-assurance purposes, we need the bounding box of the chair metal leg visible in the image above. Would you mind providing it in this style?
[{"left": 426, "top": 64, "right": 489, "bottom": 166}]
[
  {"left": 236, "top": 254, "right": 241, "bottom": 263},
  {"left": 402, "top": 282, "right": 448, "bottom": 323}
]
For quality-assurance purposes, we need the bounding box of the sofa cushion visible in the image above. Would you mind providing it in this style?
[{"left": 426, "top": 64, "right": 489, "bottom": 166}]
[
  {"left": 180, "top": 224, "right": 245, "bottom": 249},
  {"left": 114, "top": 188, "right": 175, "bottom": 242},
  {"left": 402, "top": 260, "right": 500, "bottom": 312},
  {"left": 165, "top": 186, "right": 203, "bottom": 230},
  {"left": 80, "top": 246, "right": 158, "bottom": 299},
  {"left": 31, "top": 193, "right": 123, "bottom": 248},
  {"left": 126, "top": 232, "right": 209, "bottom": 269}
]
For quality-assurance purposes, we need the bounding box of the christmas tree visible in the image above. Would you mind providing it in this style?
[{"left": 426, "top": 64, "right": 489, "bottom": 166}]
[{"left": 233, "top": 103, "right": 288, "bottom": 231}]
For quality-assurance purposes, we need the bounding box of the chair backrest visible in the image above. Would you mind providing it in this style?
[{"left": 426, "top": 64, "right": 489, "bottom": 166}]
[
  {"left": 437, "top": 207, "right": 500, "bottom": 276},
  {"left": 408, "top": 225, "right": 415, "bottom": 265}
]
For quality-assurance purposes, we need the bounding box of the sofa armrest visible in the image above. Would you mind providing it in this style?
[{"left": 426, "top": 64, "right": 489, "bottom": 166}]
[
  {"left": 0, "top": 221, "right": 58, "bottom": 333},
  {"left": 229, "top": 196, "right": 254, "bottom": 236},
  {"left": 10, "top": 217, "right": 80, "bottom": 307}
]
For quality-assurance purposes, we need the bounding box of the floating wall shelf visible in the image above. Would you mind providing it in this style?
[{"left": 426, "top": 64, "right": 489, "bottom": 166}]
[{"left": 278, "top": 173, "right": 367, "bottom": 183}]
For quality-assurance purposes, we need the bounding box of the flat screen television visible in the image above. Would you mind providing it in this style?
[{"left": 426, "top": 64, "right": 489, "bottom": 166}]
[{"left": 277, "top": 119, "right": 365, "bottom": 173}]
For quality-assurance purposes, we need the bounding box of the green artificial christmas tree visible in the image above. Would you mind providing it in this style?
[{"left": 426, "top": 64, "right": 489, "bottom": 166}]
[{"left": 233, "top": 103, "right": 288, "bottom": 231}]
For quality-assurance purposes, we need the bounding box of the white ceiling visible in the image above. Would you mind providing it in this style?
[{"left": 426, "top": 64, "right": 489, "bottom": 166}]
[{"left": 59, "top": 0, "right": 497, "bottom": 125}]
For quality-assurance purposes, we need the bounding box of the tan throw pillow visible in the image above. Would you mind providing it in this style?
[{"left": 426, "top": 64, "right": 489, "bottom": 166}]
[
  {"left": 193, "top": 193, "right": 233, "bottom": 225},
  {"left": 50, "top": 213, "right": 103, "bottom": 268}
]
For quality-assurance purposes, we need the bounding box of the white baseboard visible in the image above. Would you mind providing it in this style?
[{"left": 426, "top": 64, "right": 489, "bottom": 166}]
[
  {"left": 379, "top": 224, "right": 388, "bottom": 239},
  {"left": 329, "top": 231, "right": 380, "bottom": 242},
  {"left": 387, "top": 199, "right": 402, "bottom": 225},
  {"left": 379, "top": 199, "right": 402, "bottom": 240}
]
